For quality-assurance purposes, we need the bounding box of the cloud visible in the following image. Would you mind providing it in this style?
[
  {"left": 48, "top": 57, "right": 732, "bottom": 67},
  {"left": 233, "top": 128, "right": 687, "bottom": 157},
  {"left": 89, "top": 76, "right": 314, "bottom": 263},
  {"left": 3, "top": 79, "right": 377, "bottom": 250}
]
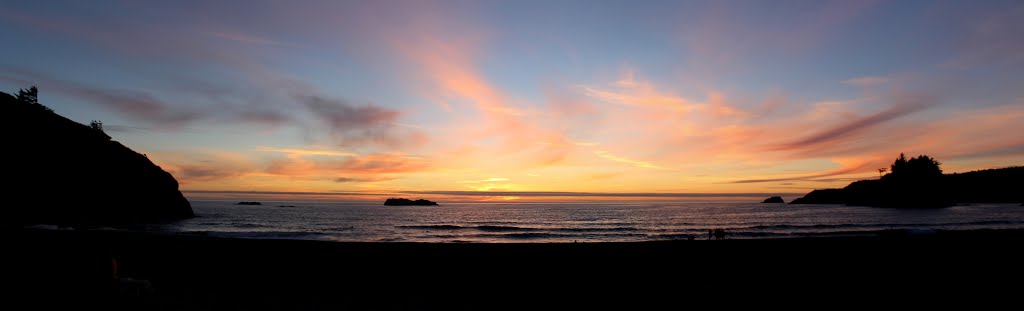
[
  {"left": 1, "top": 69, "right": 201, "bottom": 126},
  {"left": 334, "top": 176, "right": 395, "bottom": 183},
  {"left": 460, "top": 177, "right": 510, "bottom": 183},
  {"left": 297, "top": 95, "right": 425, "bottom": 148},
  {"left": 843, "top": 76, "right": 889, "bottom": 87},
  {"left": 208, "top": 31, "right": 298, "bottom": 47},
  {"left": 773, "top": 95, "right": 931, "bottom": 151},
  {"left": 257, "top": 146, "right": 359, "bottom": 157},
  {"left": 2, "top": 8, "right": 424, "bottom": 150},
  {"left": 237, "top": 110, "right": 291, "bottom": 125},
  {"left": 728, "top": 161, "right": 875, "bottom": 184},
  {"left": 337, "top": 154, "right": 431, "bottom": 174},
  {"left": 102, "top": 125, "right": 155, "bottom": 133},
  {"left": 950, "top": 143, "right": 1024, "bottom": 160},
  {"left": 149, "top": 151, "right": 257, "bottom": 184},
  {"left": 266, "top": 153, "right": 431, "bottom": 176},
  {"left": 73, "top": 88, "right": 201, "bottom": 125},
  {"left": 594, "top": 151, "right": 669, "bottom": 170},
  {"left": 578, "top": 78, "right": 697, "bottom": 112},
  {"left": 728, "top": 159, "right": 879, "bottom": 184},
  {"left": 173, "top": 165, "right": 247, "bottom": 182}
]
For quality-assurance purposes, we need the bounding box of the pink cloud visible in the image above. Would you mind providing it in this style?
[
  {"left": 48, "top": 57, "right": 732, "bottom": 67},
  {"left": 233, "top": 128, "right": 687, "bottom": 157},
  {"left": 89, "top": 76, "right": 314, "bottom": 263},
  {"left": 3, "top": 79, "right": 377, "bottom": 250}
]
[
  {"left": 843, "top": 76, "right": 889, "bottom": 87},
  {"left": 771, "top": 95, "right": 931, "bottom": 152},
  {"left": 208, "top": 31, "right": 298, "bottom": 47}
]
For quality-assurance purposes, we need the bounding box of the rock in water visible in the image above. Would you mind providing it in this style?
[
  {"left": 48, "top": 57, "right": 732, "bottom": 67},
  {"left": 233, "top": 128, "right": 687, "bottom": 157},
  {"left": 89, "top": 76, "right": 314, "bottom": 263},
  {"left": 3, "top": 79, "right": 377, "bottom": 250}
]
[
  {"left": 384, "top": 198, "right": 439, "bottom": 206},
  {"left": 761, "top": 196, "right": 785, "bottom": 203},
  {"left": 2, "top": 90, "right": 194, "bottom": 226}
]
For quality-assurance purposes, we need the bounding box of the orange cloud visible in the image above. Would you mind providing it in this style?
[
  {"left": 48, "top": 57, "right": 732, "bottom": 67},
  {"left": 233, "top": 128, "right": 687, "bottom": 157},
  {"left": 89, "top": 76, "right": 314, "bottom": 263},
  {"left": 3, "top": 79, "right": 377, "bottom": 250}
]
[
  {"left": 266, "top": 153, "right": 431, "bottom": 176},
  {"left": 257, "top": 146, "right": 359, "bottom": 157},
  {"left": 578, "top": 74, "right": 698, "bottom": 112},
  {"left": 147, "top": 150, "right": 257, "bottom": 184},
  {"left": 594, "top": 151, "right": 669, "bottom": 170},
  {"left": 460, "top": 178, "right": 511, "bottom": 183}
]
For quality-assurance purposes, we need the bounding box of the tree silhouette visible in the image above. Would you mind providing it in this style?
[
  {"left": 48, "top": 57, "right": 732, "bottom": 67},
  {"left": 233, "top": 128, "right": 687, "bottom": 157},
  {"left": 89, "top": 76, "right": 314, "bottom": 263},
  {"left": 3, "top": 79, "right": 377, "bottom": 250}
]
[
  {"left": 16, "top": 86, "right": 38, "bottom": 104},
  {"left": 886, "top": 153, "right": 942, "bottom": 180},
  {"left": 793, "top": 152, "right": 1021, "bottom": 207},
  {"left": 890, "top": 153, "right": 908, "bottom": 174},
  {"left": 15, "top": 86, "right": 53, "bottom": 113},
  {"left": 90, "top": 120, "right": 104, "bottom": 133}
]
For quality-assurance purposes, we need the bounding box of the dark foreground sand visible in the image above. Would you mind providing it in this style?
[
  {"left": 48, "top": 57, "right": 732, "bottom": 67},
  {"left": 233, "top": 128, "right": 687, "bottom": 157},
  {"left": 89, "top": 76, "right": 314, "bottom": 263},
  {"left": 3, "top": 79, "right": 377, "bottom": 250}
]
[{"left": 6, "top": 228, "right": 1023, "bottom": 310}]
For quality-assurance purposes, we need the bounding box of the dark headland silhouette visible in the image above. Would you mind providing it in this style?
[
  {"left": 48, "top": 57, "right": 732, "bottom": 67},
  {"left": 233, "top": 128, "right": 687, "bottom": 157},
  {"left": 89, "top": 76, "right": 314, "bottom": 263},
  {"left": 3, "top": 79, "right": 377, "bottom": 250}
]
[
  {"left": 761, "top": 196, "right": 785, "bottom": 203},
  {"left": 2, "top": 87, "right": 193, "bottom": 226},
  {"left": 791, "top": 153, "right": 1024, "bottom": 208},
  {"left": 384, "top": 198, "right": 439, "bottom": 206}
]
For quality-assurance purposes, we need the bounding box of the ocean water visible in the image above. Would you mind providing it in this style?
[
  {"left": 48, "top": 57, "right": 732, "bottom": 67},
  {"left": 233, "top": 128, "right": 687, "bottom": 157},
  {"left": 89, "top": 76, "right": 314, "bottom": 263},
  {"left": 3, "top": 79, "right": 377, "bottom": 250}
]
[{"left": 157, "top": 200, "right": 1024, "bottom": 242}]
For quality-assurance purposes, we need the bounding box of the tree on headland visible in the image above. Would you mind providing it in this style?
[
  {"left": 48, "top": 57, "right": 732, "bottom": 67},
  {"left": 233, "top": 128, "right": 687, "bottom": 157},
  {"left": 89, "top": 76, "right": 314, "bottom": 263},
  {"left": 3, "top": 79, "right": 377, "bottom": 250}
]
[
  {"left": 792, "top": 152, "right": 1023, "bottom": 207},
  {"left": 15, "top": 86, "right": 53, "bottom": 113},
  {"left": 16, "top": 86, "right": 38, "bottom": 104},
  {"left": 887, "top": 153, "right": 942, "bottom": 179},
  {"left": 90, "top": 120, "right": 104, "bottom": 133}
]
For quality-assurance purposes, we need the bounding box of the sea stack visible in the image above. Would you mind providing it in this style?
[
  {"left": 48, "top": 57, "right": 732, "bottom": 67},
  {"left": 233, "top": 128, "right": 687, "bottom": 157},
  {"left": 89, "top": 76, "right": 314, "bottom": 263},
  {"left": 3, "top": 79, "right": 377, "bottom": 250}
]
[
  {"left": 384, "top": 198, "right": 439, "bottom": 206},
  {"left": 761, "top": 196, "right": 785, "bottom": 203},
  {"left": 3, "top": 89, "right": 194, "bottom": 226}
]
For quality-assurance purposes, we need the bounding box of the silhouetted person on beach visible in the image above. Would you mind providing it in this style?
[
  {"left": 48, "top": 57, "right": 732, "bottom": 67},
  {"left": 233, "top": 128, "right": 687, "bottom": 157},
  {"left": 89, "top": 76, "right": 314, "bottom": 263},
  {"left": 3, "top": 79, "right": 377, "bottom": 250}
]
[
  {"left": 714, "top": 229, "right": 726, "bottom": 240},
  {"left": 708, "top": 229, "right": 714, "bottom": 240}
]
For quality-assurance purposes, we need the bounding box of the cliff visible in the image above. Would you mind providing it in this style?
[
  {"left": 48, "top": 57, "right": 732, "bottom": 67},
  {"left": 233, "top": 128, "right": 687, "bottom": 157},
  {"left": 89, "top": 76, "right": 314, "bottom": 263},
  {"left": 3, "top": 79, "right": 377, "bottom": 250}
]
[{"left": 2, "top": 90, "right": 194, "bottom": 226}]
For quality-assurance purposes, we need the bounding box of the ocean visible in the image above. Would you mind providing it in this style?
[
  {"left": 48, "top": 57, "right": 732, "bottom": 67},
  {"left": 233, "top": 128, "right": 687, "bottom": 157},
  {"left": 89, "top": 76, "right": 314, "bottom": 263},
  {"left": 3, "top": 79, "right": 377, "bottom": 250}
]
[{"left": 155, "top": 200, "right": 1024, "bottom": 242}]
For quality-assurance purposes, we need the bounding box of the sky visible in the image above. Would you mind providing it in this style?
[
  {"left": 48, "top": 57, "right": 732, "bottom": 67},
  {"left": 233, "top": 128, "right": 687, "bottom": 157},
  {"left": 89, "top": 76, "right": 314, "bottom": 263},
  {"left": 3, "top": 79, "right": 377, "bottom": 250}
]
[{"left": 2, "top": 0, "right": 1023, "bottom": 202}]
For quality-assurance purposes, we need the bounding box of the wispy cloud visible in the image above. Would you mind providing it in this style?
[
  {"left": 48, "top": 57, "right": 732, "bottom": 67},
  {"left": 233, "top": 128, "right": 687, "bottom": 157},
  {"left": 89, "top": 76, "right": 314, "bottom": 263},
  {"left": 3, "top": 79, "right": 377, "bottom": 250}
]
[
  {"left": 0, "top": 69, "right": 201, "bottom": 127},
  {"left": 728, "top": 161, "right": 875, "bottom": 184},
  {"left": 843, "top": 76, "right": 889, "bottom": 87},
  {"left": 578, "top": 77, "right": 698, "bottom": 112},
  {"left": 208, "top": 31, "right": 299, "bottom": 47},
  {"left": 148, "top": 150, "right": 256, "bottom": 184},
  {"left": 773, "top": 95, "right": 932, "bottom": 152},
  {"left": 459, "top": 177, "right": 510, "bottom": 183},
  {"left": 334, "top": 176, "right": 395, "bottom": 183},
  {"left": 296, "top": 95, "right": 424, "bottom": 148},
  {"left": 266, "top": 153, "right": 431, "bottom": 176},
  {"left": 257, "top": 146, "right": 359, "bottom": 157},
  {"left": 594, "top": 151, "right": 669, "bottom": 170}
]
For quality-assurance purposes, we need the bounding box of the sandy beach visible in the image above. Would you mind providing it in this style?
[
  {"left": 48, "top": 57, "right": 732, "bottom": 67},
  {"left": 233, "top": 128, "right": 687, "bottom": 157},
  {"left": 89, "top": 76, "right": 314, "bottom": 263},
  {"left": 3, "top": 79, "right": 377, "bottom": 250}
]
[{"left": 7, "top": 228, "right": 1022, "bottom": 309}]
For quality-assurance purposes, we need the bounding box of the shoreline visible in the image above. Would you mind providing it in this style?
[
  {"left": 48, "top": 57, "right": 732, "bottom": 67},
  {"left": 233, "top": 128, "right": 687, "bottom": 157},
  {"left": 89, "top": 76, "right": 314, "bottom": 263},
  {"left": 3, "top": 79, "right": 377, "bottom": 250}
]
[{"left": 21, "top": 224, "right": 1024, "bottom": 242}]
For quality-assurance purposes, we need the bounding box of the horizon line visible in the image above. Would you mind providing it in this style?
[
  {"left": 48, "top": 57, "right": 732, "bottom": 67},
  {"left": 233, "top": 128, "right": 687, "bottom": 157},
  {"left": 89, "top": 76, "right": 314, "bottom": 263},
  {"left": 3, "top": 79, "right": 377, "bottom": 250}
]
[{"left": 182, "top": 190, "right": 805, "bottom": 198}]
